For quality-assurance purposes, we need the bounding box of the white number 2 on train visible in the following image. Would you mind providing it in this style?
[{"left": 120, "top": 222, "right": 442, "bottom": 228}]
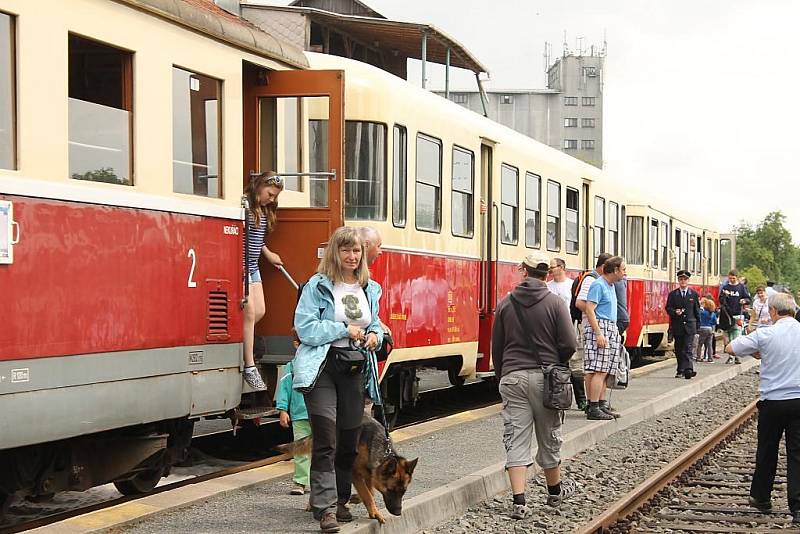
[{"left": 187, "top": 248, "right": 198, "bottom": 288}]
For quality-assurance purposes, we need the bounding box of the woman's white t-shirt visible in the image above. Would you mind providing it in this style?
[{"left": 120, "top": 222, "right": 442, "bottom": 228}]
[{"left": 331, "top": 281, "right": 372, "bottom": 347}]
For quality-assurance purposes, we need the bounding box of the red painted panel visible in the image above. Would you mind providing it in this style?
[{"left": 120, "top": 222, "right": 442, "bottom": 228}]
[
  {"left": 0, "top": 195, "right": 243, "bottom": 361},
  {"left": 370, "top": 251, "right": 480, "bottom": 350}
]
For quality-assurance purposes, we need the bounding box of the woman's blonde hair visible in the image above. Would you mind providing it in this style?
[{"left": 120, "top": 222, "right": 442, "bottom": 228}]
[
  {"left": 317, "top": 226, "right": 370, "bottom": 286},
  {"left": 246, "top": 171, "right": 284, "bottom": 232}
]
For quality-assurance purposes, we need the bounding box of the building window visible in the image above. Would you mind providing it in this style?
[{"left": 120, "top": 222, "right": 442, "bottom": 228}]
[
  {"left": 581, "top": 139, "right": 595, "bottom": 150},
  {"left": 660, "top": 221, "right": 669, "bottom": 270},
  {"left": 547, "top": 180, "right": 561, "bottom": 251},
  {"left": 626, "top": 216, "right": 644, "bottom": 265},
  {"left": 69, "top": 35, "right": 133, "bottom": 186},
  {"left": 584, "top": 66, "right": 598, "bottom": 77},
  {"left": 392, "top": 124, "right": 407, "bottom": 227},
  {"left": 451, "top": 93, "right": 467, "bottom": 104},
  {"left": 593, "top": 196, "right": 605, "bottom": 254},
  {"left": 564, "top": 117, "right": 578, "bottom": 128},
  {"left": 451, "top": 146, "right": 474, "bottom": 238},
  {"left": 500, "top": 163, "right": 519, "bottom": 244},
  {"left": 566, "top": 188, "right": 579, "bottom": 254},
  {"left": 172, "top": 67, "right": 221, "bottom": 197},
  {"left": 582, "top": 96, "right": 596, "bottom": 106},
  {"left": 415, "top": 133, "right": 442, "bottom": 232},
  {"left": 345, "top": 121, "right": 386, "bottom": 220},
  {"left": 581, "top": 118, "right": 595, "bottom": 128},
  {"left": 525, "top": 172, "right": 541, "bottom": 248},
  {"left": 608, "top": 201, "right": 619, "bottom": 255},
  {"left": 501, "top": 94, "right": 514, "bottom": 104},
  {"left": 563, "top": 139, "right": 578, "bottom": 150},
  {"left": 649, "top": 218, "right": 659, "bottom": 268},
  {"left": 564, "top": 96, "right": 578, "bottom": 106},
  {"left": 0, "top": 13, "right": 14, "bottom": 170}
]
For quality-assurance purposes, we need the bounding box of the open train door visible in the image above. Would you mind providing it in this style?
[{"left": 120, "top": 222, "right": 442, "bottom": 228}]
[{"left": 243, "top": 65, "right": 345, "bottom": 392}]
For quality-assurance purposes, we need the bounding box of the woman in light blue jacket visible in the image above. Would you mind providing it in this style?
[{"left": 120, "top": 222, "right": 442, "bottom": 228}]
[{"left": 293, "top": 226, "right": 383, "bottom": 532}]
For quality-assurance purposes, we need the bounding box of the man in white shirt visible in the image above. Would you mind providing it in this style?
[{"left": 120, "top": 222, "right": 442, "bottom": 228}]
[
  {"left": 726, "top": 292, "right": 800, "bottom": 523},
  {"left": 547, "top": 257, "right": 586, "bottom": 410}
]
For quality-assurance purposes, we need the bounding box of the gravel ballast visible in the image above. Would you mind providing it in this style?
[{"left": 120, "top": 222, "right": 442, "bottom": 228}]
[{"left": 424, "top": 367, "right": 760, "bottom": 534}]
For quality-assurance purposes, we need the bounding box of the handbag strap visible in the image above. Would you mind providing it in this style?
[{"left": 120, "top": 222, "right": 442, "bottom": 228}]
[{"left": 508, "top": 293, "right": 544, "bottom": 368}]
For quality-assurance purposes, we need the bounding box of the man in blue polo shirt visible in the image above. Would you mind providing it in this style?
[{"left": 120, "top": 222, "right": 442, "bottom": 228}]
[{"left": 726, "top": 292, "right": 800, "bottom": 523}]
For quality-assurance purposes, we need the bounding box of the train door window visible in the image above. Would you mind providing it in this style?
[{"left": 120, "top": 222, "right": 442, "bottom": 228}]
[
  {"left": 415, "top": 133, "right": 442, "bottom": 232},
  {"left": 525, "top": 172, "right": 541, "bottom": 248},
  {"left": 608, "top": 201, "right": 619, "bottom": 255},
  {"left": 309, "top": 117, "right": 329, "bottom": 207},
  {"left": 500, "top": 164, "right": 518, "bottom": 244},
  {"left": 566, "top": 188, "right": 579, "bottom": 254},
  {"left": 451, "top": 146, "right": 474, "bottom": 238},
  {"left": 649, "top": 218, "right": 659, "bottom": 268},
  {"left": 720, "top": 238, "right": 732, "bottom": 276},
  {"left": 715, "top": 238, "right": 722, "bottom": 275},
  {"left": 0, "top": 13, "right": 14, "bottom": 170},
  {"left": 674, "top": 228, "right": 682, "bottom": 270},
  {"left": 392, "top": 125, "right": 407, "bottom": 227},
  {"left": 626, "top": 216, "right": 644, "bottom": 265},
  {"left": 593, "top": 196, "right": 605, "bottom": 255},
  {"left": 546, "top": 180, "right": 561, "bottom": 251},
  {"left": 706, "top": 238, "right": 713, "bottom": 274},
  {"left": 172, "top": 67, "right": 221, "bottom": 197},
  {"left": 660, "top": 221, "right": 669, "bottom": 270},
  {"left": 69, "top": 35, "right": 133, "bottom": 186},
  {"left": 683, "top": 230, "right": 690, "bottom": 272},
  {"left": 345, "top": 121, "right": 386, "bottom": 220}
]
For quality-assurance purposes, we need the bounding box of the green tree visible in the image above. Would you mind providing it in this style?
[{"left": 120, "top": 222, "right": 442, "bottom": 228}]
[
  {"left": 739, "top": 265, "right": 767, "bottom": 293},
  {"left": 733, "top": 211, "right": 800, "bottom": 291}
]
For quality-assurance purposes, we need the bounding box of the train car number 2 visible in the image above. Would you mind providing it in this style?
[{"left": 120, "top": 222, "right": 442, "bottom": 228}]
[{"left": 187, "top": 248, "right": 197, "bottom": 288}]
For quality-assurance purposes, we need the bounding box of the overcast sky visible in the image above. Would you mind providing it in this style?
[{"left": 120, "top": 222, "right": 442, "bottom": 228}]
[{"left": 272, "top": 0, "right": 799, "bottom": 241}]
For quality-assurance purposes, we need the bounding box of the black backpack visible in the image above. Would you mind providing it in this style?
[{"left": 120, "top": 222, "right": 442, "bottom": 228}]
[{"left": 569, "top": 270, "right": 599, "bottom": 323}]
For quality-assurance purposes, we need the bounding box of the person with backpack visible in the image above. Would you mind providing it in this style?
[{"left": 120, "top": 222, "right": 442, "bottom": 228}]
[
  {"left": 719, "top": 269, "right": 751, "bottom": 364},
  {"left": 573, "top": 252, "right": 613, "bottom": 415},
  {"left": 492, "top": 253, "right": 577, "bottom": 519}
]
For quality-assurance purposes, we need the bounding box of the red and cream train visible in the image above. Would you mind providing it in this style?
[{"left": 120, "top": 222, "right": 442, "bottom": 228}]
[{"left": 0, "top": 0, "right": 734, "bottom": 504}]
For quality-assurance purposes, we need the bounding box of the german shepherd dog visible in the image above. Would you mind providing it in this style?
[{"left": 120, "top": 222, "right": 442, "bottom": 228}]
[{"left": 279, "top": 414, "right": 418, "bottom": 524}]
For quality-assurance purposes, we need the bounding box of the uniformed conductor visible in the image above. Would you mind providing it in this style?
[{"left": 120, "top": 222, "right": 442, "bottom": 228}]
[{"left": 666, "top": 269, "right": 701, "bottom": 379}]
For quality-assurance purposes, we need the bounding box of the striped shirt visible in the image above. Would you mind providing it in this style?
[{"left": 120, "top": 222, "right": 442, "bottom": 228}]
[{"left": 245, "top": 210, "right": 267, "bottom": 273}]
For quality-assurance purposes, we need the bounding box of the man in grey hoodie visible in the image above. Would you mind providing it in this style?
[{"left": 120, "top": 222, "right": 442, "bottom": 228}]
[{"left": 492, "top": 253, "right": 577, "bottom": 520}]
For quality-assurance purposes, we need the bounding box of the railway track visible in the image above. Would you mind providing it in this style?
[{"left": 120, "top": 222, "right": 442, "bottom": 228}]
[
  {"left": 578, "top": 399, "right": 800, "bottom": 533},
  {"left": 0, "top": 380, "right": 499, "bottom": 533}
]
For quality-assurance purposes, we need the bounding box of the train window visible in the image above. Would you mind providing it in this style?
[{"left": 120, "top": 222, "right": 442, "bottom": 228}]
[
  {"left": 0, "top": 13, "right": 14, "bottom": 170},
  {"left": 626, "top": 216, "right": 644, "bottom": 265},
  {"left": 565, "top": 188, "right": 579, "bottom": 254},
  {"left": 608, "top": 201, "right": 619, "bottom": 255},
  {"left": 309, "top": 118, "right": 328, "bottom": 207},
  {"left": 392, "top": 125, "right": 407, "bottom": 227},
  {"left": 674, "top": 228, "right": 682, "bottom": 270},
  {"left": 593, "top": 196, "right": 605, "bottom": 255},
  {"left": 451, "top": 146, "right": 474, "bottom": 238},
  {"left": 172, "top": 67, "right": 221, "bottom": 197},
  {"left": 345, "top": 121, "right": 387, "bottom": 220},
  {"left": 500, "top": 164, "right": 519, "bottom": 244},
  {"left": 649, "top": 218, "right": 659, "bottom": 268},
  {"left": 415, "top": 133, "right": 442, "bottom": 232},
  {"left": 720, "top": 238, "right": 732, "bottom": 276},
  {"left": 69, "top": 35, "right": 133, "bottom": 186},
  {"left": 546, "top": 181, "right": 561, "bottom": 251},
  {"left": 707, "top": 238, "right": 712, "bottom": 274},
  {"left": 683, "top": 230, "right": 689, "bottom": 272},
  {"left": 525, "top": 172, "right": 541, "bottom": 248},
  {"left": 660, "top": 221, "right": 669, "bottom": 270},
  {"left": 715, "top": 238, "right": 721, "bottom": 276}
]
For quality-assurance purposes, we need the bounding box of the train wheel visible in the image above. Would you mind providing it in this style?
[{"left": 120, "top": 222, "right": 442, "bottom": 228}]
[
  {"left": 448, "top": 367, "right": 466, "bottom": 387},
  {"left": 113, "top": 467, "right": 165, "bottom": 496}
]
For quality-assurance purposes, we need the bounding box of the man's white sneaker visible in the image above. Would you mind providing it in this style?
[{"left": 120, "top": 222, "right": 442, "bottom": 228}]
[{"left": 243, "top": 366, "right": 267, "bottom": 390}]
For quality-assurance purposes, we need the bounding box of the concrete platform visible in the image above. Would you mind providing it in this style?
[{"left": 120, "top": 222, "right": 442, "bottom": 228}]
[{"left": 31, "top": 356, "right": 758, "bottom": 534}]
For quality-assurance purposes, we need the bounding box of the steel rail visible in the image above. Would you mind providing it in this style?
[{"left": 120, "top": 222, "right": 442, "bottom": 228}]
[{"left": 577, "top": 399, "right": 758, "bottom": 534}]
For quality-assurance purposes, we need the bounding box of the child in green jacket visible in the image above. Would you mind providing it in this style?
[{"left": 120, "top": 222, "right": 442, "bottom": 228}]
[{"left": 276, "top": 359, "right": 311, "bottom": 495}]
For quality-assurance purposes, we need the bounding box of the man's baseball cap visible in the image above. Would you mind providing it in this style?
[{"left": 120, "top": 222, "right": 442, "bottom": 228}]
[{"left": 522, "top": 253, "right": 550, "bottom": 274}]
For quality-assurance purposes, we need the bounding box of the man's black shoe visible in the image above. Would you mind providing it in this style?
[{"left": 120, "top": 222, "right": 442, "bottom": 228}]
[
  {"left": 675, "top": 372, "right": 683, "bottom": 378},
  {"left": 599, "top": 400, "right": 620, "bottom": 418},
  {"left": 793, "top": 510, "right": 800, "bottom": 524},
  {"left": 748, "top": 495, "right": 772, "bottom": 512},
  {"left": 586, "top": 406, "right": 614, "bottom": 420},
  {"left": 684, "top": 369, "right": 697, "bottom": 379}
]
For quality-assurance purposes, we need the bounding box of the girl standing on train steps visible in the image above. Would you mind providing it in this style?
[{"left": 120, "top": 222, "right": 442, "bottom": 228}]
[{"left": 242, "top": 172, "right": 284, "bottom": 390}]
